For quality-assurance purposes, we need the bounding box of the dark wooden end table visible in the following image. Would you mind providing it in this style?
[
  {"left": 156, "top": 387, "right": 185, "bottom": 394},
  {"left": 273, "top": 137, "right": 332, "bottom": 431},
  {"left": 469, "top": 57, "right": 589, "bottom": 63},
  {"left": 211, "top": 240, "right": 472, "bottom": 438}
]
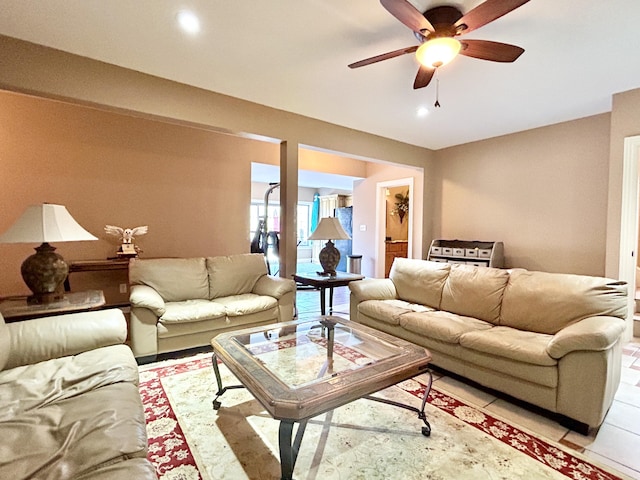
[{"left": 293, "top": 271, "right": 364, "bottom": 315}]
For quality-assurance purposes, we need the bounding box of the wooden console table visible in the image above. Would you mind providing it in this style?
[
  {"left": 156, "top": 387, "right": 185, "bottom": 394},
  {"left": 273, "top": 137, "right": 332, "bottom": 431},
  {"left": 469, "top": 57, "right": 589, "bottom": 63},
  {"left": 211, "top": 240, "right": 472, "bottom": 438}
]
[
  {"left": 0, "top": 290, "right": 106, "bottom": 322},
  {"left": 63, "top": 259, "right": 130, "bottom": 291}
]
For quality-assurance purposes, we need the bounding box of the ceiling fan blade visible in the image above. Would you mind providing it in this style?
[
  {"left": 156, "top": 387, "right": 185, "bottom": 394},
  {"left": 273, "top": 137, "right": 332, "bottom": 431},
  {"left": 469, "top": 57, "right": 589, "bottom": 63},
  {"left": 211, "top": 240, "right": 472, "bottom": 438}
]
[
  {"left": 380, "top": 0, "right": 434, "bottom": 34},
  {"left": 460, "top": 40, "right": 524, "bottom": 62},
  {"left": 349, "top": 45, "right": 418, "bottom": 69},
  {"left": 454, "top": 0, "right": 530, "bottom": 35},
  {"left": 413, "top": 65, "right": 435, "bottom": 89}
]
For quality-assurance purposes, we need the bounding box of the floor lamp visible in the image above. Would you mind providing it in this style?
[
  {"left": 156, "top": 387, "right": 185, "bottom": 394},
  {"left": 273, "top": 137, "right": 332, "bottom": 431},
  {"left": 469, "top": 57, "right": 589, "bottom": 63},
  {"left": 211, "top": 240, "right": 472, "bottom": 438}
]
[{"left": 0, "top": 204, "right": 98, "bottom": 304}]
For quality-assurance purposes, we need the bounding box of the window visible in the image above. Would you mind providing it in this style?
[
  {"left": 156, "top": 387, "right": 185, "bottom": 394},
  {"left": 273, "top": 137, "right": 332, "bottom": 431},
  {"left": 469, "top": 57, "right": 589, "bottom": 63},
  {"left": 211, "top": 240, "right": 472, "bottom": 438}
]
[
  {"left": 249, "top": 202, "right": 313, "bottom": 246},
  {"left": 297, "top": 203, "right": 311, "bottom": 246}
]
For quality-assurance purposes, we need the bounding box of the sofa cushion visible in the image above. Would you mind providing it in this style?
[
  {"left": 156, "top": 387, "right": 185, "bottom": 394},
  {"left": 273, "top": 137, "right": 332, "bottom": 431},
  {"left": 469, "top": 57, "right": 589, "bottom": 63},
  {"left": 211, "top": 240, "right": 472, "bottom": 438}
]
[
  {"left": 0, "top": 344, "right": 139, "bottom": 417},
  {"left": 0, "top": 314, "right": 9, "bottom": 371},
  {"left": 5, "top": 309, "right": 128, "bottom": 370},
  {"left": 0, "top": 382, "right": 148, "bottom": 480},
  {"left": 358, "top": 299, "right": 432, "bottom": 326},
  {"left": 207, "top": 254, "right": 268, "bottom": 299},
  {"left": 129, "top": 257, "right": 209, "bottom": 302},
  {"left": 457, "top": 346, "right": 558, "bottom": 389},
  {"left": 159, "top": 300, "right": 227, "bottom": 324},
  {"left": 459, "top": 326, "right": 557, "bottom": 366},
  {"left": 440, "top": 264, "right": 509, "bottom": 324},
  {"left": 390, "top": 258, "right": 450, "bottom": 309},
  {"left": 500, "top": 269, "right": 628, "bottom": 334},
  {"left": 212, "top": 293, "right": 278, "bottom": 317},
  {"left": 399, "top": 310, "right": 493, "bottom": 344},
  {"left": 157, "top": 316, "right": 229, "bottom": 339}
]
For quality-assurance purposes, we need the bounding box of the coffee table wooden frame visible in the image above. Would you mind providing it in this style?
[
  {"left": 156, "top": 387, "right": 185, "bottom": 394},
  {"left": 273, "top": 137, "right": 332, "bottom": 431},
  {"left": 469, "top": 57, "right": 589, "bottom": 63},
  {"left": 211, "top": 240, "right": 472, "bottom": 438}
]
[{"left": 210, "top": 316, "right": 432, "bottom": 480}]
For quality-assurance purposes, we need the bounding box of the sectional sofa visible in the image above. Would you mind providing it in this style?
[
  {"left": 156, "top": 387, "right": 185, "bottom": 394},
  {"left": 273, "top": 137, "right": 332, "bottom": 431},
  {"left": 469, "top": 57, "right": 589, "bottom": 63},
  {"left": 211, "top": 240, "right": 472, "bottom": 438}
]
[
  {"left": 0, "top": 309, "right": 156, "bottom": 479},
  {"left": 349, "top": 258, "right": 628, "bottom": 432},
  {"left": 129, "top": 254, "right": 296, "bottom": 362}
]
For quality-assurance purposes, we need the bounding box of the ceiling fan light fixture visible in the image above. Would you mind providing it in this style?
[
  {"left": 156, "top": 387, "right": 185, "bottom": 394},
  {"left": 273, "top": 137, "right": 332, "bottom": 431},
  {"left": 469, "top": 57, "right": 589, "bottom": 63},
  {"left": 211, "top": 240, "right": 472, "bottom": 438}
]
[{"left": 416, "top": 37, "right": 461, "bottom": 68}]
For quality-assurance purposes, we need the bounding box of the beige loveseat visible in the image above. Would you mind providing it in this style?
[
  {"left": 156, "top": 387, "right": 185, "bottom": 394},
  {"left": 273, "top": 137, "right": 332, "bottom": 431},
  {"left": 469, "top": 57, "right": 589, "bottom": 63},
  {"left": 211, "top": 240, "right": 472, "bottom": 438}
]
[
  {"left": 349, "top": 258, "right": 628, "bottom": 432},
  {"left": 0, "top": 309, "right": 156, "bottom": 479},
  {"left": 129, "top": 254, "right": 296, "bottom": 362}
]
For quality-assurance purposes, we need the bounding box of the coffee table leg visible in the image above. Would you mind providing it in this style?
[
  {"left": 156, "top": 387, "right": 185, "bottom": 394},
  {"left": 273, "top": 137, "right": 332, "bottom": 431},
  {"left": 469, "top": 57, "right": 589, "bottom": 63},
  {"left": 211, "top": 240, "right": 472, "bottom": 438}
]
[
  {"left": 362, "top": 370, "right": 433, "bottom": 436},
  {"left": 326, "top": 322, "right": 334, "bottom": 369},
  {"left": 211, "top": 353, "right": 225, "bottom": 410},
  {"left": 211, "top": 352, "right": 245, "bottom": 410},
  {"left": 279, "top": 419, "right": 308, "bottom": 480}
]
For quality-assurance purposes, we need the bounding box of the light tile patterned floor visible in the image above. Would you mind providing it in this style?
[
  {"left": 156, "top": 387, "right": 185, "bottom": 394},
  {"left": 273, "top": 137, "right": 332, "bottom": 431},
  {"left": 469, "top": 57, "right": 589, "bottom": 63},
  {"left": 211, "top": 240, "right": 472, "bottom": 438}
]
[{"left": 296, "top": 287, "right": 640, "bottom": 479}]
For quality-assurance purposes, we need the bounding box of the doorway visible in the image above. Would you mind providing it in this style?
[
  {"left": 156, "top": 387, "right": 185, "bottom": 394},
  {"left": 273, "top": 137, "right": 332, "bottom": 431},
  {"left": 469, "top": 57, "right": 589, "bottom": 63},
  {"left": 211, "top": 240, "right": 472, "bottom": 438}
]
[
  {"left": 375, "top": 178, "right": 414, "bottom": 278},
  {"left": 617, "top": 135, "right": 640, "bottom": 340}
]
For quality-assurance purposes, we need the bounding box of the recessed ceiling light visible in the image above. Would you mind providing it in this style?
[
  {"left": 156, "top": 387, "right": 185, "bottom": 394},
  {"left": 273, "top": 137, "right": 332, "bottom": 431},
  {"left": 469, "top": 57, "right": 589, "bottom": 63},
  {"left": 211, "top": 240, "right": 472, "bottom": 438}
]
[
  {"left": 417, "top": 106, "right": 429, "bottom": 118},
  {"left": 177, "top": 10, "right": 200, "bottom": 35}
]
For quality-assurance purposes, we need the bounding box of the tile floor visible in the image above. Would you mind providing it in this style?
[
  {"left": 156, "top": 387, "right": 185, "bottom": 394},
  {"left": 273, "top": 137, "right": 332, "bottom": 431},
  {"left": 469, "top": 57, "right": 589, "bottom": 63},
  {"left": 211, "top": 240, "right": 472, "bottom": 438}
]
[{"left": 295, "top": 285, "right": 640, "bottom": 479}]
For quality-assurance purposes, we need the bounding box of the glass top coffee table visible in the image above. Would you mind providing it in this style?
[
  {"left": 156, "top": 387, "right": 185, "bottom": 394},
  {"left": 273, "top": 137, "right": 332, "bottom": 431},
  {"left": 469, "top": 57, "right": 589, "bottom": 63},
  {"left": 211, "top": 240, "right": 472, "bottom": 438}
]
[{"left": 210, "top": 316, "right": 433, "bottom": 480}]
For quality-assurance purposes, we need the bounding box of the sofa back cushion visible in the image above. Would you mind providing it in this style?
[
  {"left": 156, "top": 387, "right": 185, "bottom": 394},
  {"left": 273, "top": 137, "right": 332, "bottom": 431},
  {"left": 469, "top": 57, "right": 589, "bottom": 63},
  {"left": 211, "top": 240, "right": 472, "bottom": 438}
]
[
  {"left": 440, "top": 264, "right": 509, "bottom": 324},
  {"left": 207, "top": 254, "right": 268, "bottom": 299},
  {"left": 500, "top": 269, "right": 628, "bottom": 334},
  {"left": 390, "top": 258, "right": 450, "bottom": 309},
  {"left": 0, "top": 314, "right": 9, "bottom": 371},
  {"left": 129, "top": 257, "right": 209, "bottom": 302}
]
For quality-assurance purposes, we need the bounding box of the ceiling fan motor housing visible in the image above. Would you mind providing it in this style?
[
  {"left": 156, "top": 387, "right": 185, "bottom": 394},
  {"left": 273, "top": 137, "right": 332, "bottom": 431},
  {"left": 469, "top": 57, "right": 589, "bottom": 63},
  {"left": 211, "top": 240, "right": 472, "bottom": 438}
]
[{"left": 414, "top": 6, "right": 465, "bottom": 44}]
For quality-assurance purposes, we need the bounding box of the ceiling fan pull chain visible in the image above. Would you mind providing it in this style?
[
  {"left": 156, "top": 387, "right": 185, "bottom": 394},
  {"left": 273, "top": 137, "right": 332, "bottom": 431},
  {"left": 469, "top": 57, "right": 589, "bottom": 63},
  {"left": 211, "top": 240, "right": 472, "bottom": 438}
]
[{"left": 434, "top": 74, "right": 441, "bottom": 108}]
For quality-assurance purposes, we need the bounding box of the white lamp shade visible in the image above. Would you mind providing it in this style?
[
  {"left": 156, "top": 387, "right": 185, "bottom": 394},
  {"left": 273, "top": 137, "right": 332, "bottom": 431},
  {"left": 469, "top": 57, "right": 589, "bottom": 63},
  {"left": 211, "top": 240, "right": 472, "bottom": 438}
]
[
  {"left": 0, "top": 204, "right": 98, "bottom": 243},
  {"left": 308, "top": 217, "right": 350, "bottom": 241}
]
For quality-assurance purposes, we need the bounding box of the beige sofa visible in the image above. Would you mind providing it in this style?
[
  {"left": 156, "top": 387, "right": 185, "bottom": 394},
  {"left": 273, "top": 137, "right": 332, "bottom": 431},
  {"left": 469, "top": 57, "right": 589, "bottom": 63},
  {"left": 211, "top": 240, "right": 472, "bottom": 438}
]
[
  {"left": 129, "top": 254, "right": 296, "bottom": 362},
  {"left": 349, "top": 258, "right": 628, "bottom": 432},
  {"left": 0, "top": 309, "right": 156, "bottom": 479}
]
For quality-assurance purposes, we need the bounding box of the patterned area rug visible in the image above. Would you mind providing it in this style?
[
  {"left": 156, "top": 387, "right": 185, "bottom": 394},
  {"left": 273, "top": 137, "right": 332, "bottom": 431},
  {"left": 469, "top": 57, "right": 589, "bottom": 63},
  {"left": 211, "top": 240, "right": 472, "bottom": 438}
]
[{"left": 139, "top": 353, "right": 630, "bottom": 480}]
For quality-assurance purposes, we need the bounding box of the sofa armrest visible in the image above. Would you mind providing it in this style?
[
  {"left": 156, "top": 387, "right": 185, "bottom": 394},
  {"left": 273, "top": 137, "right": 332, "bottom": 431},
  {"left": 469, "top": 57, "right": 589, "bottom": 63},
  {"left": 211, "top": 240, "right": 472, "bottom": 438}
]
[
  {"left": 5, "top": 309, "right": 127, "bottom": 369},
  {"left": 348, "top": 278, "right": 397, "bottom": 302},
  {"left": 546, "top": 316, "right": 626, "bottom": 359},
  {"left": 129, "top": 284, "right": 166, "bottom": 317},
  {"left": 253, "top": 275, "right": 296, "bottom": 299}
]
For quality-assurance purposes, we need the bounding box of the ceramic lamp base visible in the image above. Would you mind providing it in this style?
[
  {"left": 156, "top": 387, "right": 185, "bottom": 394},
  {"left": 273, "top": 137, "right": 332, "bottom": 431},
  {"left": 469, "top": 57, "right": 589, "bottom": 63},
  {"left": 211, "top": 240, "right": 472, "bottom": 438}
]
[
  {"left": 20, "top": 242, "right": 68, "bottom": 304},
  {"left": 318, "top": 240, "right": 341, "bottom": 276}
]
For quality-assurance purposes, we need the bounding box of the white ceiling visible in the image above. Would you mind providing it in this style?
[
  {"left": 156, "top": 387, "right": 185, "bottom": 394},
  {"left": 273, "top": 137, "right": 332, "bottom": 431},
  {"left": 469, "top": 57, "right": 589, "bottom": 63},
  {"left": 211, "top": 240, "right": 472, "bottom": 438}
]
[{"left": 1, "top": 1, "right": 640, "bottom": 150}]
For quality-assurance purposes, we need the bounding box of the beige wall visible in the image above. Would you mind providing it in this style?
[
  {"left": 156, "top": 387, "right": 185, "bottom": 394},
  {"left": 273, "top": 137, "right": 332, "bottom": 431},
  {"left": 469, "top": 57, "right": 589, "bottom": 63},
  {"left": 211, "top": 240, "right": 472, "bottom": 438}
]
[
  {"left": 435, "top": 114, "right": 611, "bottom": 275},
  {"left": 299, "top": 149, "right": 368, "bottom": 178},
  {"left": 0, "top": 91, "right": 427, "bottom": 299},
  {"left": 0, "top": 35, "right": 430, "bottom": 169},
  {"left": 0, "top": 91, "right": 277, "bottom": 297}
]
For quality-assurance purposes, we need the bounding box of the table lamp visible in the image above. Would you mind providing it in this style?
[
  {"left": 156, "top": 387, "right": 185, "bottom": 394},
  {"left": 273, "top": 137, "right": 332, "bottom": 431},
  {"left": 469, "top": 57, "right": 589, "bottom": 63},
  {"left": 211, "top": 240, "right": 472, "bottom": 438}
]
[
  {"left": 0, "top": 204, "right": 98, "bottom": 304},
  {"left": 308, "top": 217, "right": 351, "bottom": 276}
]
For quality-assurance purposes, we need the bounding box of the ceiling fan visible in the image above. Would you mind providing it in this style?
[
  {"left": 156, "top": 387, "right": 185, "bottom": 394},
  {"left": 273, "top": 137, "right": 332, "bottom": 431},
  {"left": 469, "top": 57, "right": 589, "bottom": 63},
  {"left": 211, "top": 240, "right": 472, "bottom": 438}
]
[{"left": 349, "top": 0, "right": 530, "bottom": 89}]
